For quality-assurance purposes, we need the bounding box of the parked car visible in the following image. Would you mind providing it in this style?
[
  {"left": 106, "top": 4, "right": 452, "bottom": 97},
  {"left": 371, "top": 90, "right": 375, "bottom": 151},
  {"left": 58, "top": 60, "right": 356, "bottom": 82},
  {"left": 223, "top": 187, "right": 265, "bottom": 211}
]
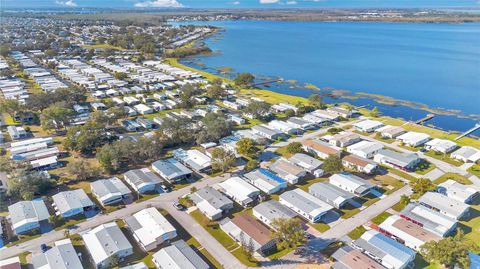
[
  {"left": 173, "top": 202, "right": 185, "bottom": 211},
  {"left": 41, "top": 243, "right": 48, "bottom": 253}
]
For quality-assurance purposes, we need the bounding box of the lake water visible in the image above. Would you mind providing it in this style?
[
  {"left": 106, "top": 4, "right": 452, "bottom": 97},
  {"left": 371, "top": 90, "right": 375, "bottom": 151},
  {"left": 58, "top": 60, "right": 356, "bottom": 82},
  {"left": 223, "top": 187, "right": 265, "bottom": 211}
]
[{"left": 176, "top": 20, "right": 480, "bottom": 135}]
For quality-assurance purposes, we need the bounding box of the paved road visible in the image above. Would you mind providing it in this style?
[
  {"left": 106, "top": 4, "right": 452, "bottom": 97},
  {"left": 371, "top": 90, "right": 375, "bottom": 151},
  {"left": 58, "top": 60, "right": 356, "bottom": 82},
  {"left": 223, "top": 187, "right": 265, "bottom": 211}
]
[{"left": 0, "top": 173, "right": 231, "bottom": 259}]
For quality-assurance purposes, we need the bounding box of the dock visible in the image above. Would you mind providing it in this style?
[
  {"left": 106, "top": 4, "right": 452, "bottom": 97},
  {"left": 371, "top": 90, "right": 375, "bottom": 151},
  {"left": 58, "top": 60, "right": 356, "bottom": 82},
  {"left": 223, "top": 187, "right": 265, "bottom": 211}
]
[
  {"left": 251, "top": 79, "right": 283, "bottom": 87},
  {"left": 415, "top": 114, "right": 435, "bottom": 124},
  {"left": 455, "top": 123, "right": 480, "bottom": 140}
]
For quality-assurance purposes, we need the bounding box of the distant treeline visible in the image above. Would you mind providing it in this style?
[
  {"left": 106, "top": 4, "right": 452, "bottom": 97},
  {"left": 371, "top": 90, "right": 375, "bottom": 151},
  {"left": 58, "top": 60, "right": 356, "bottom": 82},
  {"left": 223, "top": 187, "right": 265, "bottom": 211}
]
[{"left": 164, "top": 45, "right": 212, "bottom": 58}]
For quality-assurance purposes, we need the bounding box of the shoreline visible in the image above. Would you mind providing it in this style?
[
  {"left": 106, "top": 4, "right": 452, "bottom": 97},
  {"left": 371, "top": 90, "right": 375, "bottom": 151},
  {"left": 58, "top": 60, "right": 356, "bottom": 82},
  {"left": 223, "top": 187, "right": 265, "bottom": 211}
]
[{"left": 165, "top": 57, "right": 480, "bottom": 147}]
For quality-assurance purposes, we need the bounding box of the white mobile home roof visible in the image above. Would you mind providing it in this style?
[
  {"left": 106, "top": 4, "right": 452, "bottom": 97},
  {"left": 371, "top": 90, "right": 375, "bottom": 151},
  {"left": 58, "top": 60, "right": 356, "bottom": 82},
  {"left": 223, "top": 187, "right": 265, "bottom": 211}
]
[
  {"left": 152, "top": 240, "right": 209, "bottom": 269},
  {"left": 124, "top": 208, "right": 176, "bottom": 249},
  {"left": 451, "top": 146, "right": 480, "bottom": 163},
  {"left": 82, "top": 222, "right": 132, "bottom": 267},
  {"left": 437, "top": 179, "right": 478, "bottom": 203},
  {"left": 419, "top": 192, "right": 469, "bottom": 220},
  {"left": 354, "top": 119, "right": 384, "bottom": 132},
  {"left": 288, "top": 153, "right": 323, "bottom": 172},
  {"left": 253, "top": 200, "right": 296, "bottom": 225},
  {"left": 279, "top": 188, "right": 333, "bottom": 219},
  {"left": 32, "top": 239, "right": 83, "bottom": 269},
  {"left": 397, "top": 132, "right": 430, "bottom": 146},
  {"left": 52, "top": 189, "right": 95, "bottom": 216},
  {"left": 151, "top": 158, "right": 192, "bottom": 182},
  {"left": 400, "top": 203, "right": 457, "bottom": 237},
  {"left": 329, "top": 173, "right": 374, "bottom": 196},
  {"left": 8, "top": 200, "right": 50, "bottom": 231},
  {"left": 219, "top": 176, "right": 260, "bottom": 205},
  {"left": 10, "top": 137, "right": 53, "bottom": 148},
  {"left": 90, "top": 177, "right": 132, "bottom": 205}
]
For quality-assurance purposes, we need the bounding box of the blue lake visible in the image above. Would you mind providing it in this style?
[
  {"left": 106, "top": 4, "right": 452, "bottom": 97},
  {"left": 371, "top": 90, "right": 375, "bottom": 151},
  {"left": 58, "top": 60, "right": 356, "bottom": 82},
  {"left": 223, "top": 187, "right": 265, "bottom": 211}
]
[{"left": 177, "top": 20, "right": 480, "bottom": 135}]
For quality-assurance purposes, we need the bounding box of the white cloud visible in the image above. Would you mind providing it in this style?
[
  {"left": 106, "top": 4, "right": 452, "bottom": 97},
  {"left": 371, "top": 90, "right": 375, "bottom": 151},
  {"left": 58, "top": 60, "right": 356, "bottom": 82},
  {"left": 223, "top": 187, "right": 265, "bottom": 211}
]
[
  {"left": 55, "top": 0, "right": 77, "bottom": 7},
  {"left": 286, "top": 0, "right": 297, "bottom": 4},
  {"left": 232, "top": 1, "right": 240, "bottom": 4},
  {"left": 259, "top": 0, "right": 279, "bottom": 4},
  {"left": 134, "top": 0, "right": 184, "bottom": 8}
]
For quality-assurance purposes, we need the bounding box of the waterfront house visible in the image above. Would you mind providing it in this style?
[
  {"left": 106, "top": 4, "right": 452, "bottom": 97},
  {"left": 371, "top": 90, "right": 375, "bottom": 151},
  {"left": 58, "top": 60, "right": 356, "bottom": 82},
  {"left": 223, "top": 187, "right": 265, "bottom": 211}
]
[
  {"left": 301, "top": 139, "right": 341, "bottom": 159},
  {"left": 243, "top": 168, "right": 288, "bottom": 194},
  {"left": 279, "top": 188, "right": 333, "bottom": 223},
  {"left": 309, "top": 182, "right": 356, "bottom": 209},
  {"left": 220, "top": 213, "right": 276, "bottom": 256},
  {"left": 329, "top": 173, "right": 375, "bottom": 197},
  {"left": 451, "top": 146, "right": 480, "bottom": 163},
  {"left": 124, "top": 168, "right": 163, "bottom": 194},
  {"left": 418, "top": 192, "right": 469, "bottom": 220},
  {"left": 32, "top": 239, "right": 83, "bottom": 269},
  {"left": 52, "top": 189, "right": 95, "bottom": 218},
  {"left": 90, "top": 177, "right": 132, "bottom": 206},
  {"left": 375, "top": 125, "right": 406, "bottom": 139},
  {"left": 397, "top": 132, "right": 430, "bottom": 147},
  {"left": 437, "top": 179, "right": 478, "bottom": 204},
  {"left": 82, "top": 222, "right": 133, "bottom": 269},
  {"left": 124, "top": 208, "right": 177, "bottom": 251},
  {"left": 353, "top": 230, "right": 416, "bottom": 269},
  {"left": 190, "top": 186, "right": 234, "bottom": 220},
  {"left": 346, "top": 140, "right": 384, "bottom": 159},
  {"left": 8, "top": 199, "right": 50, "bottom": 234},
  {"left": 400, "top": 203, "right": 457, "bottom": 237},
  {"left": 253, "top": 200, "right": 297, "bottom": 229},
  {"left": 269, "top": 158, "right": 306, "bottom": 184},
  {"left": 310, "top": 109, "right": 339, "bottom": 121},
  {"left": 424, "top": 138, "right": 457, "bottom": 153},
  {"left": 373, "top": 149, "right": 421, "bottom": 171},
  {"left": 152, "top": 240, "right": 209, "bottom": 269},
  {"left": 151, "top": 158, "right": 192, "bottom": 183},
  {"left": 354, "top": 120, "right": 384, "bottom": 133},
  {"left": 327, "top": 106, "right": 352, "bottom": 118},
  {"left": 342, "top": 154, "right": 378, "bottom": 174},
  {"left": 378, "top": 215, "right": 441, "bottom": 250}
]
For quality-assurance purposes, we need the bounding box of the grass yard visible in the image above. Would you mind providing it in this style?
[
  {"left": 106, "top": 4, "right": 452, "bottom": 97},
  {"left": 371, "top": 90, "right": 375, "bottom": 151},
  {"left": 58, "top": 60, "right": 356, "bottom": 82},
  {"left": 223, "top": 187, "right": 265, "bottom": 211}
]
[
  {"left": 387, "top": 168, "right": 417, "bottom": 182},
  {"left": 391, "top": 201, "right": 407, "bottom": 212},
  {"left": 82, "top": 44, "right": 125, "bottom": 50},
  {"left": 433, "top": 172, "right": 473, "bottom": 185},
  {"left": 6, "top": 233, "right": 41, "bottom": 247},
  {"left": 340, "top": 208, "right": 361, "bottom": 219},
  {"left": 467, "top": 164, "right": 480, "bottom": 178},
  {"left": 460, "top": 202, "right": 480, "bottom": 248},
  {"left": 363, "top": 197, "right": 380, "bottom": 207},
  {"left": 371, "top": 212, "right": 392, "bottom": 225},
  {"left": 415, "top": 160, "right": 437, "bottom": 175},
  {"left": 347, "top": 225, "right": 367, "bottom": 240},
  {"left": 266, "top": 247, "right": 294, "bottom": 260},
  {"left": 296, "top": 177, "right": 329, "bottom": 192},
  {"left": 189, "top": 210, "right": 260, "bottom": 267},
  {"left": 309, "top": 222, "right": 330, "bottom": 233},
  {"left": 374, "top": 133, "right": 395, "bottom": 144},
  {"left": 371, "top": 174, "right": 405, "bottom": 195},
  {"left": 397, "top": 144, "right": 421, "bottom": 152},
  {"left": 424, "top": 151, "right": 463, "bottom": 167}
]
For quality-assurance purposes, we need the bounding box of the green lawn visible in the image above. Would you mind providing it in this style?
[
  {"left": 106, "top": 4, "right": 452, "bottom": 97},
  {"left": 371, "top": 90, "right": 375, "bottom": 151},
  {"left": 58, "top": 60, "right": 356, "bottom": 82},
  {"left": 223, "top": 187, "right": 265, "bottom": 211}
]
[
  {"left": 340, "top": 208, "right": 361, "bottom": 219},
  {"left": 371, "top": 174, "right": 405, "bottom": 195},
  {"left": 309, "top": 222, "right": 330, "bottom": 233},
  {"left": 6, "top": 233, "right": 41, "bottom": 247},
  {"left": 468, "top": 164, "right": 480, "bottom": 178},
  {"left": 266, "top": 247, "right": 294, "bottom": 260},
  {"left": 415, "top": 160, "right": 436, "bottom": 175},
  {"left": 460, "top": 203, "right": 480, "bottom": 248},
  {"left": 424, "top": 151, "right": 463, "bottom": 167},
  {"left": 189, "top": 210, "right": 260, "bottom": 267},
  {"left": 374, "top": 133, "right": 395, "bottom": 144},
  {"left": 296, "top": 177, "right": 329, "bottom": 192},
  {"left": 392, "top": 201, "right": 407, "bottom": 212},
  {"left": 348, "top": 226, "right": 367, "bottom": 240},
  {"left": 387, "top": 168, "right": 417, "bottom": 181},
  {"left": 433, "top": 172, "right": 473, "bottom": 185},
  {"left": 371, "top": 212, "right": 392, "bottom": 225},
  {"left": 363, "top": 197, "right": 380, "bottom": 207}
]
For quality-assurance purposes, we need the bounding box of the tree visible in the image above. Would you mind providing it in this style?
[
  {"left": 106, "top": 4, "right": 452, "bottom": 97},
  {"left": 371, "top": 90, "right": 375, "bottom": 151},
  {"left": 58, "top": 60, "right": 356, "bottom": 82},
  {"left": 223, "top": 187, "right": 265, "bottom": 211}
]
[
  {"left": 211, "top": 148, "right": 236, "bottom": 173},
  {"left": 271, "top": 218, "right": 306, "bottom": 250},
  {"left": 244, "top": 160, "right": 259, "bottom": 172},
  {"left": 420, "top": 229, "right": 478, "bottom": 269},
  {"left": 7, "top": 169, "right": 52, "bottom": 200},
  {"left": 243, "top": 101, "right": 271, "bottom": 120},
  {"left": 308, "top": 94, "right": 324, "bottom": 109},
  {"left": 234, "top": 73, "right": 254, "bottom": 88},
  {"left": 322, "top": 154, "right": 343, "bottom": 174},
  {"left": 410, "top": 178, "right": 435, "bottom": 197},
  {"left": 40, "top": 104, "right": 74, "bottom": 132},
  {"left": 196, "top": 112, "right": 232, "bottom": 144},
  {"left": 370, "top": 106, "right": 380, "bottom": 117},
  {"left": 0, "top": 43, "right": 10, "bottom": 57},
  {"left": 206, "top": 84, "right": 226, "bottom": 99},
  {"left": 114, "top": 72, "right": 127, "bottom": 80},
  {"left": 0, "top": 99, "right": 23, "bottom": 118},
  {"left": 237, "top": 138, "right": 256, "bottom": 157},
  {"left": 286, "top": 142, "right": 303, "bottom": 154},
  {"left": 66, "top": 159, "right": 100, "bottom": 181},
  {"left": 108, "top": 255, "right": 120, "bottom": 267},
  {"left": 63, "top": 121, "right": 106, "bottom": 155},
  {"left": 178, "top": 84, "right": 201, "bottom": 109},
  {"left": 157, "top": 117, "right": 196, "bottom": 146},
  {"left": 400, "top": 194, "right": 411, "bottom": 206}
]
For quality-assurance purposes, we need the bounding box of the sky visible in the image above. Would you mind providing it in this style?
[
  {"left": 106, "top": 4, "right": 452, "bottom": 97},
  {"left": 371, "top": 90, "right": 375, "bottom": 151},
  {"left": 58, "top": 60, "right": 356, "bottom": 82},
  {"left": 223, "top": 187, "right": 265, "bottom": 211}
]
[{"left": 2, "top": 0, "right": 479, "bottom": 9}]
